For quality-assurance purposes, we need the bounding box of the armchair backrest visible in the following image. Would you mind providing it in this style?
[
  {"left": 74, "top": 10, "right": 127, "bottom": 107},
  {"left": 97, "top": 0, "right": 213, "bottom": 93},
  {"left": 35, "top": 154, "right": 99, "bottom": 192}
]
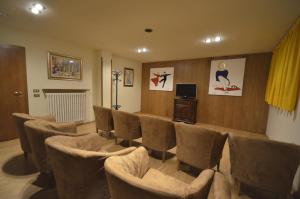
[
  {"left": 24, "top": 120, "right": 78, "bottom": 173},
  {"left": 175, "top": 123, "right": 228, "bottom": 170},
  {"left": 12, "top": 113, "right": 56, "bottom": 154},
  {"left": 93, "top": 106, "right": 114, "bottom": 132},
  {"left": 12, "top": 113, "right": 35, "bottom": 153},
  {"left": 229, "top": 134, "right": 300, "bottom": 198},
  {"left": 46, "top": 134, "right": 135, "bottom": 199},
  {"left": 140, "top": 115, "right": 176, "bottom": 151},
  {"left": 112, "top": 110, "right": 141, "bottom": 140}
]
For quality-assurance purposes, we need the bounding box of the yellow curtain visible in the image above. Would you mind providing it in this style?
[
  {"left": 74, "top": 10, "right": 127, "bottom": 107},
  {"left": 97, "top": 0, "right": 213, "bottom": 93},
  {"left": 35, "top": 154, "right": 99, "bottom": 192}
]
[{"left": 265, "top": 17, "right": 300, "bottom": 111}]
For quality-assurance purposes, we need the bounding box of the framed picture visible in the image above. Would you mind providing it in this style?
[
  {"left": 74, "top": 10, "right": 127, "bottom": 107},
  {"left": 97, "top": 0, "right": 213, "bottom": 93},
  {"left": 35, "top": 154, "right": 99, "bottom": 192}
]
[
  {"left": 208, "top": 58, "right": 246, "bottom": 96},
  {"left": 48, "top": 52, "right": 82, "bottom": 80},
  {"left": 124, "top": 67, "right": 134, "bottom": 87},
  {"left": 149, "top": 67, "right": 174, "bottom": 91}
]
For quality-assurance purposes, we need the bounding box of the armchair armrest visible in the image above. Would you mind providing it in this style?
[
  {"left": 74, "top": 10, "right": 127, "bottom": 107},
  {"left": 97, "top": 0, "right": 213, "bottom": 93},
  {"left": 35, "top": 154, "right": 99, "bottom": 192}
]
[
  {"left": 103, "top": 147, "right": 137, "bottom": 157},
  {"left": 207, "top": 172, "right": 231, "bottom": 199},
  {"left": 36, "top": 115, "right": 56, "bottom": 122},
  {"left": 187, "top": 169, "right": 215, "bottom": 199}
]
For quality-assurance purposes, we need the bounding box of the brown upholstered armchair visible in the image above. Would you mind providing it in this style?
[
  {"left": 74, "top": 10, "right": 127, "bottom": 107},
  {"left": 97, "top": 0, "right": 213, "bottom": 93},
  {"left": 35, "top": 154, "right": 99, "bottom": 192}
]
[
  {"left": 45, "top": 133, "right": 136, "bottom": 199},
  {"left": 228, "top": 134, "right": 300, "bottom": 199},
  {"left": 24, "top": 119, "right": 88, "bottom": 174},
  {"left": 175, "top": 123, "right": 228, "bottom": 171},
  {"left": 105, "top": 147, "right": 215, "bottom": 199},
  {"left": 12, "top": 113, "right": 56, "bottom": 158},
  {"left": 93, "top": 105, "right": 114, "bottom": 135},
  {"left": 139, "top": 114, "right": 176, "bottom": 162},
  {"left": 112, "top": 110, "right": 141, "bottom": 146}
]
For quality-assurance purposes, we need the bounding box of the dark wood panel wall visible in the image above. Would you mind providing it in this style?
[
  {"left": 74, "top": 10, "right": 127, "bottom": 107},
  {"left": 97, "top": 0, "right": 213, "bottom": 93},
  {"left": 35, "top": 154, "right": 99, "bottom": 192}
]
[{"left": 141, "top": 53, "right": 272, "bottom": 134}]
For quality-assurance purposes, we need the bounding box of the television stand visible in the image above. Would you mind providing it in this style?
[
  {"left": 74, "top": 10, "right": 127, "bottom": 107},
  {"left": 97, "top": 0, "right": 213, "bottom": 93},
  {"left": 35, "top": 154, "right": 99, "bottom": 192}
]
[{"left": 173, "top": 98, "right": 197, "bottom": 124}]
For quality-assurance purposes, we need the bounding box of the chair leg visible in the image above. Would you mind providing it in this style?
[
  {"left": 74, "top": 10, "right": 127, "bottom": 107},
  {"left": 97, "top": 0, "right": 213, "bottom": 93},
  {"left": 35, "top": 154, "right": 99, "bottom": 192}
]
[
  {"left": 217, "top": 161, "right": 220, "bottom": 171},
  {"left": 162, "top": 151, "right": 166, "bottom": 162},
  {"left": 176, "top": 160, "right": 180, "bottom": 170},
  {"left": 24, "top": 152, "right": 28, "bottom": 159},
  {"left": 96, "top": 128, "right": 98, "bottom": 134},
  {"left": 109, "top": 131, "right": 113, "bottom": 138},
  {"left": 114, "top": 137, "right": 118, "bottom": 144},
  {"left": 233, "top": 177, "right": 241, "bottom": 196},
  {"left": 129, "top": 139, "right": 132, "bottom": 147}
]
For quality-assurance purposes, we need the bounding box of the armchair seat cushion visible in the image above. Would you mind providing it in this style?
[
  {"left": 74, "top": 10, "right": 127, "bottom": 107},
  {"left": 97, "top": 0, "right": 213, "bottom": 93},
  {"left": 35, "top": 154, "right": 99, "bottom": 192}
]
[{"left": 142, "top": 168, "right": 188, "bottom": 196}]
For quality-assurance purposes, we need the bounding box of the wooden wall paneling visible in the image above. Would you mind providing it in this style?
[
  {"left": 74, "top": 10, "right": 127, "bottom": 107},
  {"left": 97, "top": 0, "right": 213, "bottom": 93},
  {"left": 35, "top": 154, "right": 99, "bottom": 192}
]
[{"left": 141, "top": 53, "right": 272, "bottom": 134}]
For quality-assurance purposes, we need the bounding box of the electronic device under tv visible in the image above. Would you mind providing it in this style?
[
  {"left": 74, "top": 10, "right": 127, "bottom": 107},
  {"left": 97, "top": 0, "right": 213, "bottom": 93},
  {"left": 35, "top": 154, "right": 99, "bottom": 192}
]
[{"left": 176, "top": 83, "right": 197, "bottom": 99}]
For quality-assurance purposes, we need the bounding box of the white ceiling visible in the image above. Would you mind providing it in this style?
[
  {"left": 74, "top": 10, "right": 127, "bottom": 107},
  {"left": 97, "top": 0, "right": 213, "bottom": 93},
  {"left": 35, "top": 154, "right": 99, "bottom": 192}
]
[{"left": 0, "top": 0, "right": 299, "bottom": 62}]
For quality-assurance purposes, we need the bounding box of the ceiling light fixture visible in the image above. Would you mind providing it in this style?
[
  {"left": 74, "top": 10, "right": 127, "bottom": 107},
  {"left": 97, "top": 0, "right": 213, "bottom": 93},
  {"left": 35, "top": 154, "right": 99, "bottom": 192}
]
[
  {"left": 203, "top": 35, "right": 222, "bottom": 44},
  {"left": 214, "top": 36, "right": 221, "bottom": 42},
  {"left": 30, "top": 3, "right": 46, "bottom": 15},
  {"left": 137, "top": 47, "right": 149, "bottom": 54},
  {"left": 205, "top": 38, "right": 211, "bottom": 44}
]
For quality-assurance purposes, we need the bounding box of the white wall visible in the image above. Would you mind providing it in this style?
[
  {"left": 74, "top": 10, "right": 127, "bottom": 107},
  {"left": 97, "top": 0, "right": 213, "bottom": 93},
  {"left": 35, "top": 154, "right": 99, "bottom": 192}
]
[
  {"left": 112, "top": 55, "right": 142, "bottom": 112},
  {"left": 0, "top": 25, "right": 96, "bottom": 121},
  {"left": 266, "top": 92, "right": 300, "bottom": 195},
  {"left": 266, "top": 93, "right": 300, "bottom": 145},
  {"left": 101, "top": 51, "right": 112, "bottom": 108}
]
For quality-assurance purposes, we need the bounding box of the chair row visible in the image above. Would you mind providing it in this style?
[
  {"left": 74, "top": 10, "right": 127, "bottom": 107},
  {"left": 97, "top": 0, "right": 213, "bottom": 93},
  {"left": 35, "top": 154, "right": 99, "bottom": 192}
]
[
  {"left": 94, "top": 106, "right": 300, "bottom": 198},
  {"left": 94, "top": 106, "right": 228, "bottom": 167},
  {"left": 12, "top": 113, "right": 134, "bottom": 175},
  {"left": 12, "top": 113, "right": 137, "bottom": 199},
  {"left": 104, "top": 135, "right": 300, "bottom": 199},
  {"left": 12, "top": 111, "right": 300, "bottom": 199}
]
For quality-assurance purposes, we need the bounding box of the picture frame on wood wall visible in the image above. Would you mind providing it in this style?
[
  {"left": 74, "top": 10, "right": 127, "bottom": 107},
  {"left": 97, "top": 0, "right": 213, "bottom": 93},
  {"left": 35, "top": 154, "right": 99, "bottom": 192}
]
[
  {"left": 124, "top": 67, "right": 134, "bottom": 87},
  {"left": 149, "top": 67, "right": 174, "bottom": 91},
  {"left": 208, "top": 58, "right": 246, "bottom": 96},
  {"left": 48, "top": 52, "right": 82, "bottom": 80}
]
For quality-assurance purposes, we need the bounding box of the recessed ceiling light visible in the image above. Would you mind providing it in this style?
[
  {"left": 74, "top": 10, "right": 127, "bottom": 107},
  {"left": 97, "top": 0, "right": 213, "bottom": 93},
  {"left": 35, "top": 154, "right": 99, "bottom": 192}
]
[
  {"left": 214, "top": 36, "right": 221, "bottom": 42},
  {"left": 137, "top": 47, "right": 149, "bottom": 53},
  {"left": 35, "top": 3, "right": 44, "bottom": 11},
  {"left": 30, "top": 3, "right": 46, "bottom": 15},
  {"left": 205, "top": 38, "right": 211, "bottom": 44},
  {"left": 203, "top": 35, "right": 223, "bottom": 44}
]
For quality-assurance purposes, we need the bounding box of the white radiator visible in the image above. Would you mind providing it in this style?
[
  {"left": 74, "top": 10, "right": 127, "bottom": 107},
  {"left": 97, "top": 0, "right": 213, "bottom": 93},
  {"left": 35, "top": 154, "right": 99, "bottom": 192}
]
[{"left": 46, "top": 93, "right": 86, "bottom": 122}]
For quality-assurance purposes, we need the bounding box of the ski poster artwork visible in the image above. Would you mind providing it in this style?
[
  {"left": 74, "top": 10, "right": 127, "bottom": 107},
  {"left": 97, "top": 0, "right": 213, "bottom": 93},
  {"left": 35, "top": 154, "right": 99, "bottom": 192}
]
[
  {"left": 149, "top": 67, "right": 174, "bottom": 91},
  {"left": 208, "top": 58, "right": 246, "bottom": 96}
]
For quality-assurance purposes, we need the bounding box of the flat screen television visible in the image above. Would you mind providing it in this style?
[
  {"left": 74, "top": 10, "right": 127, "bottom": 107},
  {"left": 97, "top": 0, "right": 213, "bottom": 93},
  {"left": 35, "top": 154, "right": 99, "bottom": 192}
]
[{"left": 176, "top": 84, "right": 197, "bottom": 99}]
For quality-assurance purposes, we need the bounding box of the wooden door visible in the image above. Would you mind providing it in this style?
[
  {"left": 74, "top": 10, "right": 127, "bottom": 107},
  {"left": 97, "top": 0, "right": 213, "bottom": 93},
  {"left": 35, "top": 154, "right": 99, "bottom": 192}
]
[{"left": 0, "top": 45, "right": 28, "bottom": 141}]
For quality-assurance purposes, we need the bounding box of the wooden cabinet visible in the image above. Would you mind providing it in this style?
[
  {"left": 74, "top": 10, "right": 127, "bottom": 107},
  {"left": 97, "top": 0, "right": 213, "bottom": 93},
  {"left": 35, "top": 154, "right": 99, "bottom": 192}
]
[{"left": 173, "top": 98, "right": 197, "bottom": 124}]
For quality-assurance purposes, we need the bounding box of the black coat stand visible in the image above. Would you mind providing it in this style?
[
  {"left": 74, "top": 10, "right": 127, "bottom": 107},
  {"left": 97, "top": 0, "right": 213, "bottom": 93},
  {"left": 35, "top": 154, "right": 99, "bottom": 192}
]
[{"left": 112, "top": 71, "right": 122, "bottom": 110}]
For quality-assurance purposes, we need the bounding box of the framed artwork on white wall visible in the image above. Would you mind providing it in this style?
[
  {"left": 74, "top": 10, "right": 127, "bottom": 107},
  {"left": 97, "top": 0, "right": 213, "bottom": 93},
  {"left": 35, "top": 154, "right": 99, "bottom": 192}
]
[
  {"left": 208, "top": 58, "right": 246, "bottom": 96},
  {"left": 48, "top": 52, "right": 82, "bottom": 80},
  {"left": 149, "top": 67, "right": 174, "bottom": 91},
  {"left": 124, "top": 67, "right": 134, "bottom": 87}
]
